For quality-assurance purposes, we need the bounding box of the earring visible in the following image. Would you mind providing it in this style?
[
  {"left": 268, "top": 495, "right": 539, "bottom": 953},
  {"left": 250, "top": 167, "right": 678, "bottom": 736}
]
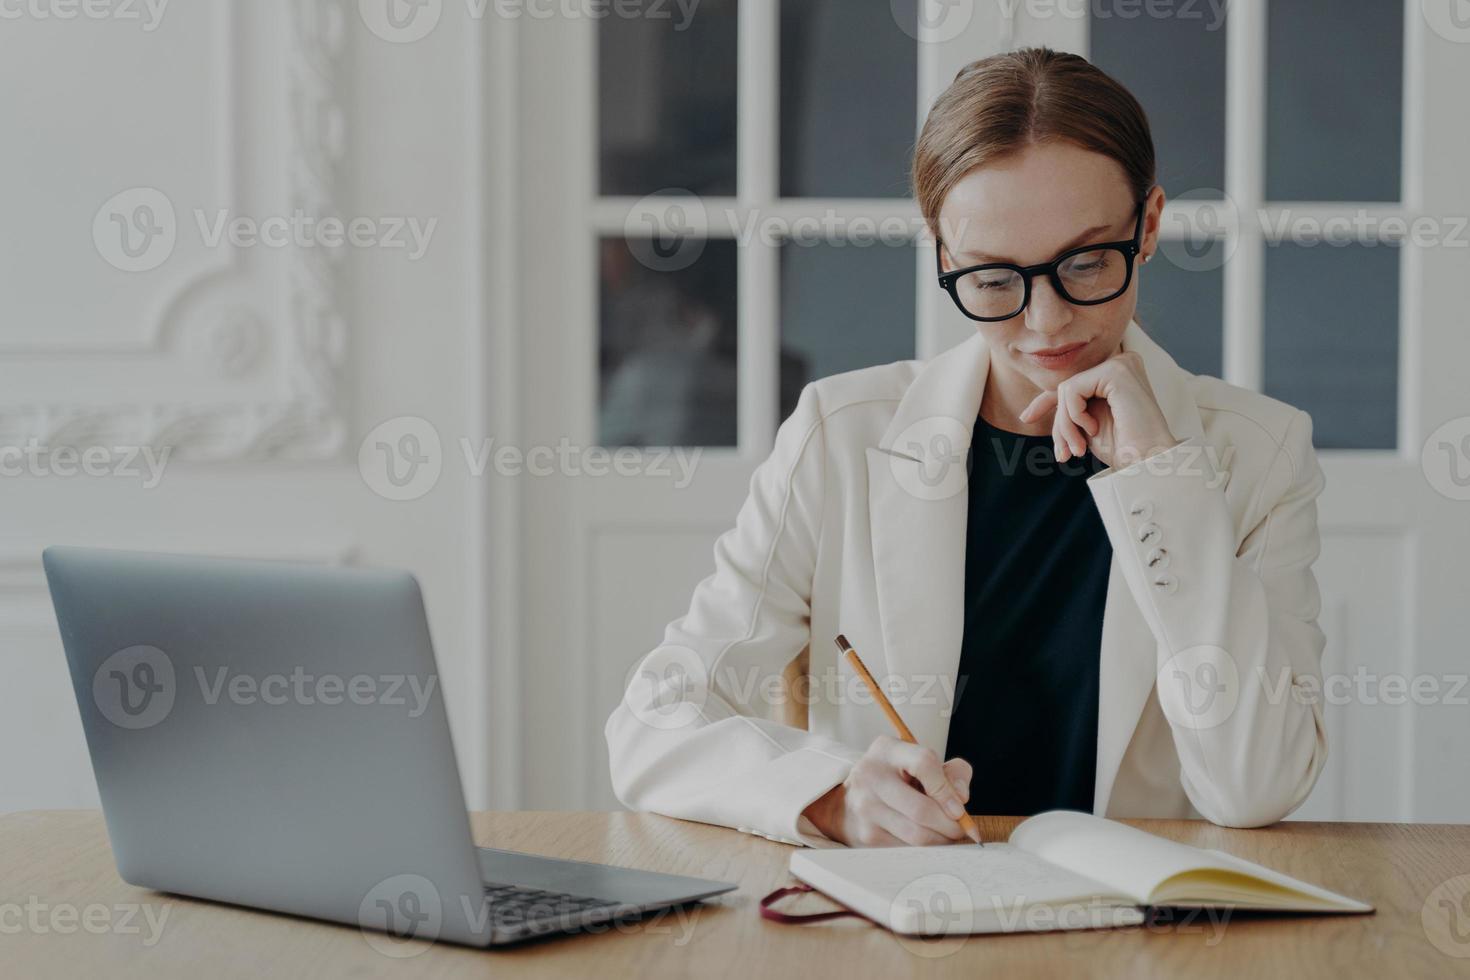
[{"left": 1141, "top": 253, "right": 1152, "bottom": 264}]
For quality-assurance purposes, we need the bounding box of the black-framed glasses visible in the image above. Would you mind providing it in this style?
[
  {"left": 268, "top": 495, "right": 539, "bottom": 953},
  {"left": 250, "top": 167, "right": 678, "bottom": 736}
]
[{"left": 936, "top": 198, "right": 1147, "bottom": 322}]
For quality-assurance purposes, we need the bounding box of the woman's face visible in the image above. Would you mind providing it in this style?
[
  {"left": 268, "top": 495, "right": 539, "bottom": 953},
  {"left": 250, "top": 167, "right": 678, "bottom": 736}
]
[{"left": 936, "top": 141, "right": 1164, "bottom": 394}]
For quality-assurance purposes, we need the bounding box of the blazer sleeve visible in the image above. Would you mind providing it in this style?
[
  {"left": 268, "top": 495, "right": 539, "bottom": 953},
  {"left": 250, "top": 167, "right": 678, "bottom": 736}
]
[
  {"left": 604, "top": 384, "right": 864, "bottom": 847},
  {"left": 1086, "top": 409, "right": 1329, "bottom": 827}
]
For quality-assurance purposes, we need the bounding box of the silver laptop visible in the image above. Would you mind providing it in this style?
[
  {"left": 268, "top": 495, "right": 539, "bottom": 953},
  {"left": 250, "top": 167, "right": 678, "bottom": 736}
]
[{"left": 43, "top": 546, "right": 735, "bottom": 948}]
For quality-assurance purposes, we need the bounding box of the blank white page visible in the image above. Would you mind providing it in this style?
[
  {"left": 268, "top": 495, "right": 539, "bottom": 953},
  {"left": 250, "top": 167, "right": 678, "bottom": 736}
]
[
  {"left": 792, "top": 843, "right": 1139, "bottom": 934},
  {"left": 1010, "top": 810, "right": 1242, "bottom": 900}
]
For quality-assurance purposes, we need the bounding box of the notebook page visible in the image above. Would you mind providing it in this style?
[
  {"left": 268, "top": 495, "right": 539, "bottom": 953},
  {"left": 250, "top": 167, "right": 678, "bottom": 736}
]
[
  {"left": 792, "top": 843, "right": 1137, "bottom": 934},
  {"left": 1010, "top": 810, "right": 1228, "bottom": 902}
]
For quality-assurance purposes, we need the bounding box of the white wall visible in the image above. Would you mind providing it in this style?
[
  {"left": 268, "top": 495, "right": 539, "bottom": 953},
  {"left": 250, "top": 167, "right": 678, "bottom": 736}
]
[{"left": 0, "top": 0, "right": 512, "bottom": 812}]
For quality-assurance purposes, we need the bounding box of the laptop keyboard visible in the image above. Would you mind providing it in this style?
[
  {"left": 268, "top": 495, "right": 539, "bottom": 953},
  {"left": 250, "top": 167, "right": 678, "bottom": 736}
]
[{"left": 482, "top": 882, "right": 621, "bottom": 929}]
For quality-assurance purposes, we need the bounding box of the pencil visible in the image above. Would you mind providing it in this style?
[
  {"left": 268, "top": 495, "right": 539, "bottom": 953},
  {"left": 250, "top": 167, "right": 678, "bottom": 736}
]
[{"left": 835, "top": 634, "right": 983, "bottom": 846}]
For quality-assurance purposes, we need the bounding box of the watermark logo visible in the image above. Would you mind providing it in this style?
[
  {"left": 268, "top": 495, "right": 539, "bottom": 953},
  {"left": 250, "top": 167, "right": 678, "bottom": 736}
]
[
  {"left": 359, "top": 0, "right": 442, "bottom": 42},
  {"left": 93, "top": 187, "right": 176, "bottom": 273},
  {"left": 93, "top": 645, "right": 176, "bottom": 730},
  {"left": 1156, "top": 645, "right": 1238, "bottom": 731},
  {"left": 1156, "top": 188, "right": 1238, "bottom": 273},
  {"left": 621, "top": 645, "right": 708, "bottom": 731},
  {"left": 1423, "top": 873, "right": 1470, "bottom": 958},
  {"left": 1423, "top": 0, "right": 1470, "bottom": 43},
  {"left": 359, "top": 416, "right": 443, "bottom": 502},
  {"left": 886, "top": 415, "right": 971, "bottom": 501},
  {"left": 893, "top": 0, "right": 974, "bottom": 44},
  {"left": 359, "top": 874, "right": 443, "bottom": 957},
  {"left": 890, "top": 872, "right": 973, "bottom": 956},
  {"left": 624, "top": 191, "right": 707, "bottom": 273},
  {"left": 1422, "top": 415, "right": 1470, "bottom": 501}
]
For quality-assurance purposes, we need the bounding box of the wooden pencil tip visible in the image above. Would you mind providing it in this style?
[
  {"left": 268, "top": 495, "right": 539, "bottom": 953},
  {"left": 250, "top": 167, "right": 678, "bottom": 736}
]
[{"left": 834, "top": 634, "right": 852, "bottom": 654}]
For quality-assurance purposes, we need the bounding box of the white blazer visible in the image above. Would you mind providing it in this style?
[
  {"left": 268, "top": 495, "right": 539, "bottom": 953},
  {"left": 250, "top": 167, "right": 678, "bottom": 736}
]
[{"left": 605, "top": 319, "right": 1329, "bottom": 846}]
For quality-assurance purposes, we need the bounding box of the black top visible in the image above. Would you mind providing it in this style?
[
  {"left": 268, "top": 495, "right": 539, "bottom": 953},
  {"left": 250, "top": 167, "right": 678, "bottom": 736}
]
[{"left": 944, "top": 412, "right": 1113, "bottom": 817}]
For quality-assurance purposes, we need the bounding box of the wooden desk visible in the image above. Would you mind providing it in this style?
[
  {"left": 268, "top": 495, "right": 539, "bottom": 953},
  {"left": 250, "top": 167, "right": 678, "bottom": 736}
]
[{"left": 2, "top": 810, "right": 1468, "bottom": 978}]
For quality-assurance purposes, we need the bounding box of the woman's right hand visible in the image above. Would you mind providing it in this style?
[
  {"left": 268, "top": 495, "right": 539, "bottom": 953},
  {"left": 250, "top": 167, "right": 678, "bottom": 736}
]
[{"left": 802, "top": 736, "right": 974, "bottom": 846}]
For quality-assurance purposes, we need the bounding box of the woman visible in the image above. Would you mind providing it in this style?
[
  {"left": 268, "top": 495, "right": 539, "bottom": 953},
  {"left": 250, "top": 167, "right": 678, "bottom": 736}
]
[{"left": 606, "top": 48, "right": 1328, "bottom": 847}]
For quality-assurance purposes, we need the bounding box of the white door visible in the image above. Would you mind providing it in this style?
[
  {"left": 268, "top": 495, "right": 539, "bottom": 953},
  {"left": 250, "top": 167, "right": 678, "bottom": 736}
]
[{"left": 513, "top": 0, "right": 1470, "bottom": 819}]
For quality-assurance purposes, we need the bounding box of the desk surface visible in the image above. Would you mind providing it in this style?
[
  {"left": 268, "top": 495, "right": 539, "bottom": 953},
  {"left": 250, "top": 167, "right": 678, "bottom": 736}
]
[{"left": 2, "top": 810, "right": 1469, "bottom": 978}]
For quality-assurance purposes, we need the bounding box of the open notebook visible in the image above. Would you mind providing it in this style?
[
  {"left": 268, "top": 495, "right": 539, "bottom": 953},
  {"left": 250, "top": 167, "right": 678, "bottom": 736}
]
[{"left": 789, "top": 810, "right": 1373, "bottom": 936}]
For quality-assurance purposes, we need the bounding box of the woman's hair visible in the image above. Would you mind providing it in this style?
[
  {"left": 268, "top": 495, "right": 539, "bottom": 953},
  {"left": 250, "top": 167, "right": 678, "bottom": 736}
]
[{"left": 912, "top": 47, "right": 1156, "bottom": 238}]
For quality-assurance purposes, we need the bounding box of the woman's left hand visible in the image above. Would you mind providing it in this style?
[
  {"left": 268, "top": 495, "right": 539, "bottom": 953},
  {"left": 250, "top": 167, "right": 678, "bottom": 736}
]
[{"left": 1019, "top": 351, "right": 1180, "bottom": 470}]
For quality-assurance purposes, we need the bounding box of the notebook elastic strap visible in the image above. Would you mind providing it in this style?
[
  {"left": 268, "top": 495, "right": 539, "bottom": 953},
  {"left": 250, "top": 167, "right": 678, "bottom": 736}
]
[{"left": 758, "top": 883, "right": 866, "bottom": 925}]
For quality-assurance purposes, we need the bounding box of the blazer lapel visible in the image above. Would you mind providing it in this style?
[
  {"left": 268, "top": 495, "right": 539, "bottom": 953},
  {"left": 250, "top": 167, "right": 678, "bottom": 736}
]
[{"left": 864, "top": 331, "right": 989, "bottom": 752}]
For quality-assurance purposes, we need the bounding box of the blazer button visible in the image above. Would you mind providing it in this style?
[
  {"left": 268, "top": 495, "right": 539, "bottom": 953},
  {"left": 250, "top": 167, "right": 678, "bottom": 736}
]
[
  {"left": 1146, "top": 547, "right": 1170, "bottom": 569},
  {"left": 1137, "top": 522, "right": 1162, "bottom": 545},
  {"left": 1151, "top": 571, "right": 1179, "bottom": 594},
  {"left": 1129, "top": 499, "right": 1155, "bottom": 523}
]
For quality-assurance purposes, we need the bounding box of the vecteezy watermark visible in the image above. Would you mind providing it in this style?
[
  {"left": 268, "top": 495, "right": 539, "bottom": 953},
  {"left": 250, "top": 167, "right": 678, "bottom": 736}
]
[
  {"left": 996, "top": 0, "right": 1229, "bottom": 30},
  {"left": 0, "top": 440, "right": 171, "bottom": 488},
  {"left": 1423, "top": 873, "right": 1470, "bottom": 959},
  {"left": 358, "top": 417, "right": 443, "bottom": 502},
  {"left": 621, "top": 651, "right": 973, "bottom": 733},
  {"left": 622, "top": 190, "right": 945, "bottom": 272},
  {"left": 1156, "top": 187, "right": 1239, "bottom": 274},
  {"left": 890, "top": 872, "right": 974, "bottom": 956},
  {"left": 1422, "top": 0, "right": 1470, "bottom": 44},
  {"left": 93, "top": 645, "right": 177, "bottom": 730},
  {"left": 891, "top": 0, "right": 974, "bottom": 44},
  {"left": 358, "top": 0, "right": 700, "bottom": 43},
  {"left": 92, "top": 187, "right": 437, "bottom": 273},
  {"left": 1156, "top": 645, "right": 1240, "bottom": 732},
  {"left": 358, "top": 416, "right": 704, "bottom": 502},
  {"left": 881, "top": 415, "right": 1233, "bottom": 503},
  {"left": 1256, "top": 665, "right": 1469, "bottom": 708},
  {"left": 621, "top": 645, "right": 709, "bottom": 732},
  {"left": 92, "top": 645, "right": 442, "bottom": 731},
  {"left": 0, "top": 898, "right": 172, "bottom": 946},
  {"left": 884, "top": 416, "right": 973, "bottom": 502},
  {"left": 1259, "top": 210, "right": 1470, "bottom": 249},
  {"left": 359, "top": 874, "right": 443, "bottom": 958},
  {"left": 357, "top": 873, "right": 702, "bottom": 957},
  {"left": 885, "top": 873, "right": 1227, "bottom": 957},
  {"left": 1422, "top": 415, "right": 1470, "bottom": 502},
  {"left": 194, "top": 666, "right": 440, "bottom": 718},
  {"left": 0, "top": 0, "right": 169, "bottom": 30},
  {"left": 1151, "top": 189, "right": 1469, "bottom": 274}
]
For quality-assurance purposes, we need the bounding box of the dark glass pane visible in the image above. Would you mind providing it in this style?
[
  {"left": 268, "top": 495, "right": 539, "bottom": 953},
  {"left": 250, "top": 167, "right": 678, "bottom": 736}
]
[
  {"left": 1266, "top": 0, "right": 1402, "bottom": 202},
  {"left": 1133, "top": 256, "right": 1224, "bottom": 378},
  {"left": 779, "top": 242, "right": 915, "bottom": 421},
  {"left": 1264, "top": 242, "right": 1399, "bottom": 450},
  {"left": 598, "top": 0, "right": 738, "bottom": 196},
  {"left": 599, "top": 238, "right": 738, "bottom": 447},
  {"left": 1090, "top": 5, "right": 1226, "bottom": 195},
  {"left": 780, "top": 0, "right": 916, "bottom": 198}
]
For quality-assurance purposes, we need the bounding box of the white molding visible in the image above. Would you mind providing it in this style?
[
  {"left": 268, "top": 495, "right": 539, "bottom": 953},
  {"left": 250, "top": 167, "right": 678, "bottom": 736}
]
[
  {"left": 470, "top": 11, "right": 525, "bottom": 812},
  {"left": 1223, "top": 0, "right": 1265, "bottom": 392},
  {"left": 736, "top": 0, "right": 779, "bottom": 457},
  {"left": 0, "top": 0, "right": 350, "bottom": 461}
]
